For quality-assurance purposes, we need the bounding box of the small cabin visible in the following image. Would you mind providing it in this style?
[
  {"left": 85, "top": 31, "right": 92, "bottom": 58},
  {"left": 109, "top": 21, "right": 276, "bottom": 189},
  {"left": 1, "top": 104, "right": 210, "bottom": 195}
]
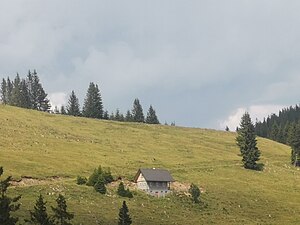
[{"left": 134, "top": 168, "right": 175, "bottom": 197}]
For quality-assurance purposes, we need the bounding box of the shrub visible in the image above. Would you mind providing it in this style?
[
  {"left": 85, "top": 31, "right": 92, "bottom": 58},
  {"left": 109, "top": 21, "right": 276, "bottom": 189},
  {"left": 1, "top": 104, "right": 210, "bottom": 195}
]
[
  {"left": 87, "top": 166, "right": 114, "bottom": 186},
  {"left": 76, "top": 176, "right": 87, "bottom": 185},
  {"left": 189, "top": 183, "right": 200, "bottom": 203},
  {"left": 117, "top": 182, "right": 133, "bottom": 198}
]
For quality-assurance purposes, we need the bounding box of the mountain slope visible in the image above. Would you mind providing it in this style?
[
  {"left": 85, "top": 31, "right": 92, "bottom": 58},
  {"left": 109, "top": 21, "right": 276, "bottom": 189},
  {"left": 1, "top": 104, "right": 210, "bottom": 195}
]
[{"left": 0, "top": 105, "right": 299, "bottom": 225}]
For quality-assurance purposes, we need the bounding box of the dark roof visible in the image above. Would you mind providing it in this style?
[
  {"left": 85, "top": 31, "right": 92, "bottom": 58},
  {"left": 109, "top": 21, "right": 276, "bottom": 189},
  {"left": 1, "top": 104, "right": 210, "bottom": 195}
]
[{"left": 134, "top": 168, "right": 175, "bottom": 182}]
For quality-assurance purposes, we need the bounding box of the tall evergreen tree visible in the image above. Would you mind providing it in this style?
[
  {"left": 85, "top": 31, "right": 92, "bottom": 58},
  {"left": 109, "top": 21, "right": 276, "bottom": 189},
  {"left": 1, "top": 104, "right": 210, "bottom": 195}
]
[
  {"left": 287, "top": 122, "right": 300, "bottom": 166},
  {"left": 1, "top": 79, "right": 7, "bottom": 104},
  {"left": 0, "top": 167, "right": 21, "bottom": 225},
  {"left": 11, "top": 74, "right": 21, "bottom": 106},
  {"left": 188, "top": 183, "right": 200, "bottom": 203},
  {"left": 103, "top": 110, "right": 109, "bottom": 120},
  {"left": 51, "top": 194, "right": 74, "bottom": 225},
  {"left": 82, "top": 82, "right": 103, "bottom": 119},
  {"left": 131, "top": 98, "right": 144, "bottom": 123},
  {"left": 118, "top": 201, "right": 132, "bottom": 225},
  {"left": 60, "top": 106, "right": 66, "bottom": 115},
  {"left": 145, "top": 105, "right": 159, "bottom": 124},
  {"left": 28, "top": 70, "right": 51, "bottom": 111},
  {"left": 125, "top": 110, "right": 132, "bottom": 122},
  {"left": 236, "top": 112, "right": 261, "bottom": 170},
  {"left": 19, "top": 79, "right": 31, "bottom": 108},
  {"left": 66, "top": 91, "right": 80, "bottom": 116},
  {"left": 6, "top": 78, "right": 13, "bottom": 104},
  {"left": 26, "top": 194, "right": 53, "bottom": 225}
]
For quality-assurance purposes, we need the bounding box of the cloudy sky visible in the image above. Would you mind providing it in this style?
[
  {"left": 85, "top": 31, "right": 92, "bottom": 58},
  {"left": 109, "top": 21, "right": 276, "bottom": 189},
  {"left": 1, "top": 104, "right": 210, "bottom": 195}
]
[{"left": 1, "top": 0, "right": 300, "bottom": 130}]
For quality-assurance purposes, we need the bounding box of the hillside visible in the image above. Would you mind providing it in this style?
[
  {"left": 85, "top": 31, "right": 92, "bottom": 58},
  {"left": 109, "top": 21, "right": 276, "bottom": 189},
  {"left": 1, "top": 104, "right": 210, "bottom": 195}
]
[{"left": 0, "top": 105, "right": 299, "bottom": 225}]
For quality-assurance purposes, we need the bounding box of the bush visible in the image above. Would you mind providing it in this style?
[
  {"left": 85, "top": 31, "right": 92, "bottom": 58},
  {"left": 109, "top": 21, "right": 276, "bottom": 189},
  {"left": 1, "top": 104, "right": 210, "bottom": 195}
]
[
  {"left": 76, "top": 176, "right": 87, "bottom": 185},
  {"left": 94, "top": 176, "right": 106, "bottom": 194},
  {"left": 117, "top": 182, "right": 133, "bottom": 198},
  {"left": 87, "top": 166, "right": 114, "bottom": 186},
  {"left": 189, "top": 183, "right": 200, "bottom": 203}
]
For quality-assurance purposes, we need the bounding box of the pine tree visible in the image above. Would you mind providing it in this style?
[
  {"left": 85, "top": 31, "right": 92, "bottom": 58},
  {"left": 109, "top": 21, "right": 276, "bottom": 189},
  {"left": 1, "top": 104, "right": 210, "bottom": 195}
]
[
  {"left": 117, "top": 182, "right": 133, "bottom": 198},
  {"left": 28, "top": 70, "right": 51, "bottom": 111},
  {"left": 94, "top": 176, "right": 106, "bottom": 194},
  {"left": 1, "top": 79, "right": 7, "bottom": 104},
  {"left": 125, "top": 110, "right": 132, "bottom": 122},
  {"left": 51, "top": 194, "right": 74, "bottom": 225},
  {"left": 0, "top": 167, "right": 21, "bottom": 225},
  {"left": 103, "top": 110, "right": 109, "bottom": 120},
  {"left": 118, "top": 201, "right": 132, "bottom": 225},
  {"left": 26, "top": 194, "right": 53, "bottom": 225},
  {"left": 236, "top": 112, "right": 261, "bottom": 170},
  {"left": 82, "top": 82, "right": 103, "bottom": 119},
  {"left": 6, "top": 78, "right": 13, "bottom": 104},
  {"left": 66, "top": 91, "right": 80, "bottom": 116},
  {"left": 131, "top": 98, "right": 144, "bottom": 123},
  {"left": 11, "top": 74, "right": 21, "bottom": 106},
  {"left": 225, "top": 126, "right": 230, "bottom": 132},
  {"left": 189, "top": 183, "right": 200, "bottom": 203},
  {"left": 145, "top": 105, "right": 159, "bottom": 124},
  {"left": 287, "top": 122, "right": 300, "bottom": 166},
  {"left": 60, "top": 106, "right": 66, "bottom": 115},
  {"left": 19, "top": 79, "right": 31, "bottom": 108}
]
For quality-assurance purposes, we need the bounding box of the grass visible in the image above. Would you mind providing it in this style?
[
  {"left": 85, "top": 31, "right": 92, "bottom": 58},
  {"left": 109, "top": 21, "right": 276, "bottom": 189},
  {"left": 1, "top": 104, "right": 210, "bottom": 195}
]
[{"left": 1, "top": 105, "right": 300, "bottom": 224}]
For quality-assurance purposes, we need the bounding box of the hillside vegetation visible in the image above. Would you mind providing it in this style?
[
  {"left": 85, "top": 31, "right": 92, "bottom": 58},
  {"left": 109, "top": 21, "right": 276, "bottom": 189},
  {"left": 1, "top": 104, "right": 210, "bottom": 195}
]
[{"left": 0, "top": 105, "right": 299, "bottom": 225}]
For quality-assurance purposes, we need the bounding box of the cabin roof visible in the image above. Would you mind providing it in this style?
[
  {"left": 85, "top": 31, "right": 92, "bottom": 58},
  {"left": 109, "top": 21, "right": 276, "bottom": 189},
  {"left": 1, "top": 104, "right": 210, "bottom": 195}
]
[{"left": 134, "top": 168, "right": 175, "bottom": 182}]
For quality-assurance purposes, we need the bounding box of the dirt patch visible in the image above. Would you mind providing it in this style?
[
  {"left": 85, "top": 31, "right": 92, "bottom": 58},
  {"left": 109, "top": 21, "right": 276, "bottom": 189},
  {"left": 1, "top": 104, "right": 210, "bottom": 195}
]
[{"left": 10, "top": 176, "right": 64, "bottom": 187}]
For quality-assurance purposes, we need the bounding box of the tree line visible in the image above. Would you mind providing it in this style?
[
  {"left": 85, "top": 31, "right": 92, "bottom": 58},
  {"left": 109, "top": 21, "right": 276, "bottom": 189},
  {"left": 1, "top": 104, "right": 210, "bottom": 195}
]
[
  {"left": 255, "top": 105, "right": 300, "bottom": 166},
  {"left": 0, "top": 70, "right": 50, "bottom": 111},
  {"left": 0, "top": 71, "right": 160, "bottom": 125}
]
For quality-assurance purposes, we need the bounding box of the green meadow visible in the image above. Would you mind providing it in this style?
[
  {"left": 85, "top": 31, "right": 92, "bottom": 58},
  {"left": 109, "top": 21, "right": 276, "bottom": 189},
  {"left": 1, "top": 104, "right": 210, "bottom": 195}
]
[{"left": 0, "top": 105, "right": 299, "bottom": 225}]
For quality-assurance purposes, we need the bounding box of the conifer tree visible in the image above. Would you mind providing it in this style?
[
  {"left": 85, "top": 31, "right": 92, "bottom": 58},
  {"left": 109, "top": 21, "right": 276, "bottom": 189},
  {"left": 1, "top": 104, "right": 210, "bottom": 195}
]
[
  {"left": 1, "top": 78, "right": 7, "bottom": 104},
  {"left": 145, "top": 105, "right": 159, "bottom": 124},
  {"left": 26, "top": 194, "right": 53, "bottom": 225},
  {"left": 236, "top": 112, "right": 261, "bottom": 170},
  {"left": 82, "top": 82, "right": 103, "bottom": 119},
  {"left": 0, "top": 167, "right": 21, "bottom": 225},
  {"left": 225, "top": 126, "right": 230, "bottom": 132},
  {"left": 125, "top": 110, "right": 132, "bottom": 122},
  {"left": 118, "top": 201, "right": 132, "bottom": 225},
  {"left": 117, "top": 182, "right": 133, "bottom": 198},
  {"left": 103, "top": 110, "right": 109, "bottom": 120},
  {"left": 51, "top": 194, "right": 74, "bottom": 225},
  {"left": 6, "top": 78, "right": 13, "bottom": 104},
  {"left": 131, "top": 98, "right": 144, "bottom": 123},
  {"left": 60, "top": 106, "right": 66, "bottom": 115},
  {"left": 28, "top": 70, "right": 51, "bottom": 111},
  {"left": 11, "top": 74, "right": 21, "bottom": 106},
  {"left": 19, "top": 79, "right": 31, "bottom": 108},
  {"left": 287, "top": 122, "right": 300, "bottom": 166},
  {"left": 94, "top": 176, "right": 106, "bottom": 194},
  {"left": 189, "top": 183, "right": 200, "bottom": 203},
  {"left": 66, "top": 91, "right": 80, "bottom": 116}
]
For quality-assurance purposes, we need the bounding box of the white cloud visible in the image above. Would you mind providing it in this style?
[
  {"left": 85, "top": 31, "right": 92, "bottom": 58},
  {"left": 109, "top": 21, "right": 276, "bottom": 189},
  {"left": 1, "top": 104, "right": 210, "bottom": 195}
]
[
  {"left": 49, "top": 92, "right": 67, "bottom": 110},
  {"left": 220, "top": 104, "right": 286, "bottom": 131}
]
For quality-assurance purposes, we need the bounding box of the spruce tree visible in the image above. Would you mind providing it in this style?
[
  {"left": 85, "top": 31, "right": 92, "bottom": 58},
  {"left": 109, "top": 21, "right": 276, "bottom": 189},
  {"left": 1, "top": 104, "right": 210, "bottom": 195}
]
[
  {"left": 28, "top": 70, "right": 51, "bottom": 111},
  {"left": 145, "top": 105, "right": 159, "bottom": 124},
  {"left": 118, "top": 201, "right": 132, "bottom": 225},
  {"left": 66, "top": 91, "right": 80, "bottom": 116},
  {"left": 0, "top": 167, "right": 21, "bottom": 225},
  {"left": 131, "top": 98, "right": 144, "bottom": 123},
  {"left": 6, "top": 78, "right": 13, "bottom": 104},
  {"left": 51, "top": 194, "right": 74, "bottom": 225},
  {"left": 189, "top": 183, "right": 200, "bottom": 203},
  {"left": 26, "top": 194, "right": 53, "bottom": 225},
  {"left": 103, "top": 110, "right": 109, "bottom": 120},
  {"left": 94, "top": 176, "right": 106, "bottom": 194},
  {"left": 11, "top": 74, "right": 21, "bottom": 106},
  {"left": 82, "top": 82, "right": 103, "bottom": 119},
  {"left": 236, "top": 112, "right": 261, "bottom": 170},
  {"left": 60, "top": 106, "right": 66, "bottom": 115},
  {"left": 125, "top": 110, "right": 132, "bottom": 122},
  {"left": 1, "top": 78, "right": 7, "bottom": 104},
  {"left": 287, "top": 122, "right": 300, "bottom": 166}
]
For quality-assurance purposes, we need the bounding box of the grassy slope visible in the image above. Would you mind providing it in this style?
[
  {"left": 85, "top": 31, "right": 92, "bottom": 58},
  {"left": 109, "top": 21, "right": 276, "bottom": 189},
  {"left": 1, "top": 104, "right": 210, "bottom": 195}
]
[{"left": 0, "top": 105, "right": 299, "bottom": 225}]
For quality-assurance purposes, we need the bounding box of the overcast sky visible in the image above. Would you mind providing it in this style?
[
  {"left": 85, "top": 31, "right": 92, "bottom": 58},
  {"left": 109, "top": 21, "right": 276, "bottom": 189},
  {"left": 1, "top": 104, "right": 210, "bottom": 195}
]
[{"left": 1, "top": 1, "right": 300, "bottom": 130}]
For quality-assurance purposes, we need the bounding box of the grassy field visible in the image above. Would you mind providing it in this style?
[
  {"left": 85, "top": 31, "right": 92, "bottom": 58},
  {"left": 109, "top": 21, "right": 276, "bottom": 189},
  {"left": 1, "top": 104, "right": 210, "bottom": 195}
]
[{"left": 0, "top": 105, "right": 299, "bottom": 225}]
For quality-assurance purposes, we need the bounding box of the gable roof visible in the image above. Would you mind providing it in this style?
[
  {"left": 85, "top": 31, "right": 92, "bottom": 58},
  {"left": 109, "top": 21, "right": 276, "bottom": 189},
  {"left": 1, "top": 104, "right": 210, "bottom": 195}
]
[{"left": 134, "top": 168, "right": 175, "bottom": 182}]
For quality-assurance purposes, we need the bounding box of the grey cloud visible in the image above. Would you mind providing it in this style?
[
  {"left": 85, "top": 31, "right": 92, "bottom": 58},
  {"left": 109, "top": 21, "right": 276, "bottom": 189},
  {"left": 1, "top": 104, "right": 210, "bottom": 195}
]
[{"left": 1, "top": 1, "right": 300, "bottom": 128}]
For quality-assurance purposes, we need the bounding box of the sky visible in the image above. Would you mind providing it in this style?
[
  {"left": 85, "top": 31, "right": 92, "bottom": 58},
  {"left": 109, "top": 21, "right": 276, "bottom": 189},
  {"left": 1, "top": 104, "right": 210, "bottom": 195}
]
[{"left": 1, "top": 0, "right": 300, "bottom": 130}]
